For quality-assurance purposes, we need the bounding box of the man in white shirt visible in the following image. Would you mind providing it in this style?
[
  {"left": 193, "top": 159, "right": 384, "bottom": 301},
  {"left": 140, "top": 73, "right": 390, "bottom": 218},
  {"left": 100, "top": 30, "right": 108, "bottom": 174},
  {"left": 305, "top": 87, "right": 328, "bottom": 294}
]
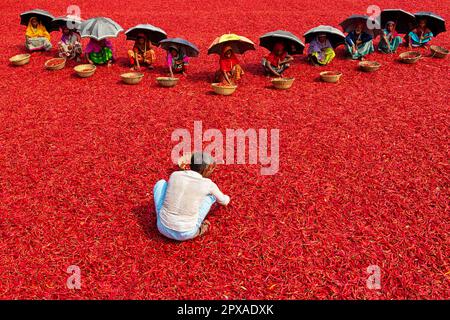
[{"left": 153, "top": 152, "right": 231, "bottom": 241}]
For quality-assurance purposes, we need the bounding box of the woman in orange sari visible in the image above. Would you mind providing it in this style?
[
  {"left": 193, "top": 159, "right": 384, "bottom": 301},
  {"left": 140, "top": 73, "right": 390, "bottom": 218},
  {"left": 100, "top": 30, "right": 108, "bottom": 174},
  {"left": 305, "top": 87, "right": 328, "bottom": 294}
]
[
  {"left": 214, "top": 46, "right": 244, "bottom": 85},
  {"left": 127, "top": 33, "right": 156, "bottom": 71}
]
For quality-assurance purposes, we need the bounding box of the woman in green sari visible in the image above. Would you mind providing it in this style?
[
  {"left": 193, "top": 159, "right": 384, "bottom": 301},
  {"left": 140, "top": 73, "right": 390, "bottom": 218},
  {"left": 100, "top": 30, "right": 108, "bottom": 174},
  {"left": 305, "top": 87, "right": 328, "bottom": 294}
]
[{"left": 85, "top": 38, "right": 114, "bottom": 66}]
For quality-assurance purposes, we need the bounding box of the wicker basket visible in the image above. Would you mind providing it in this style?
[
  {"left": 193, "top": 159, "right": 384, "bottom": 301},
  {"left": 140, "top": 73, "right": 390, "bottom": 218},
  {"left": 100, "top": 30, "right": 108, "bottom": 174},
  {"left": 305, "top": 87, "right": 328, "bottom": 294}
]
[
  {"left": 74, "top": 64, "right": 96, "bottom": 78},
  {"left": 121, "top": 72, "right": 144, "bottom": 85},
  {"left": 359, "top": 61, "right": 381, "bottom": 72},
  {"left": 399, "top": 51, "right": 421, "bottom": 64},
  {"left": 430, "top": 45, "right": 449, "bottom": 59},
  {"left": 211, "top": 83, "right": 237, "bottom": 95},
  {"left": 9, "top": 54, "right": 31, "bottom": 66},
  {"left": 320, "top": 71, "right": 342, "bottom": 83},
  {"left": 45, "top": 58, "right": 66, "bottom": 71},
  {"left": 156, "top": 77, "right": 179, "bottom": 87},
  {"left": 272, "top": 77, "right": 295, "bottom": 90}
]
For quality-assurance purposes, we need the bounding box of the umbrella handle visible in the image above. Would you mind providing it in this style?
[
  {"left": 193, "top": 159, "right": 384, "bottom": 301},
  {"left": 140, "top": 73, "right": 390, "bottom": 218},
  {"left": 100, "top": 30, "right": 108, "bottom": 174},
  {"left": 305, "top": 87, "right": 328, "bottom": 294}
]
[{"left": 135, "top": 51, "right": 140, "bottom": 69}]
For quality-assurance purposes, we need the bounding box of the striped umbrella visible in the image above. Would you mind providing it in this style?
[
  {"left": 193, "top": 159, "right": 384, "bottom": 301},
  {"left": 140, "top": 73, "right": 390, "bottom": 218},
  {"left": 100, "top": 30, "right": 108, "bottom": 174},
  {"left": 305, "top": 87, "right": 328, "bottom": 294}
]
[{"left": 208, "top": 33, "right": 255, "bottom": 55}]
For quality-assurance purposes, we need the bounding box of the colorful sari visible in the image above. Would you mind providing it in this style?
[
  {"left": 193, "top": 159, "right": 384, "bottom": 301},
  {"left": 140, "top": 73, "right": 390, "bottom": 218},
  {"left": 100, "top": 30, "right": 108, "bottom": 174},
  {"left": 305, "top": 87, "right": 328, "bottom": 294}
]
[
  {"left": 25, "top": 18, "right": 52, "bottom": 51},
  {"left": 307, "top": 37, "right": 335, "bottom": 65},
  {"left": 128, "top": 39, "right": 156, "bottom": 67},
  {"left": 85, "top": 39, "right": 114, "bottom": 65},
  {"left": 167, "top": 47, "right": 189, "bottom": 73},
  {"left": 58, "top": 31, "right": 82, "bottom": 60},
  {"left": 215, "top": 45, "right": 244, "bottom": 84},
  {"left": 345, "top": 31, "right": 374, "bottom": 60},
  {"left": 378, "top": 22, "right": 402, "bottom": 53},
  {"left": 262, "top": 43, "right": 291, "bottom": 75},
  {"left": 408, "top": 28, "right": 433, "bottom": 47}
]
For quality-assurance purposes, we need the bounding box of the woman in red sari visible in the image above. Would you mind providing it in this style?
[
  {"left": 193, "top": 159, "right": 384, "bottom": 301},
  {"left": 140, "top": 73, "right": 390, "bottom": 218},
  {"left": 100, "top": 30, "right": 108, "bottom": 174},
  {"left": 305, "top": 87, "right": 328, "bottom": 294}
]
[{"left": 214, "top": 45, "right": 244, "bottom": 85}]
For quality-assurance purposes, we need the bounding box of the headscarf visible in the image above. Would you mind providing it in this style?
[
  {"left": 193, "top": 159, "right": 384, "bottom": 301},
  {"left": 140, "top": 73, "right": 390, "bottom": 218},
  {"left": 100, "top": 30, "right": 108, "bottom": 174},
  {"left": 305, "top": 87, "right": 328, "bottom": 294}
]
[
  {"left": 219, "top": 45, "right": 240, "bottom": 72},
  {"left": 384, "top": 21, "right": 399, "bottom": 39},
  {"left": 308, "top": 35, "right": 332, "bottom": 54},
  {"left": 167, "top": 45, "right": 189, "bottom": 67},
  {"left": 265, "top": 42, "right": 287, "bottom": 67},
  {"left": 133, "top": 33, "right": 151, "bottom": 53},
  {"left": 61, "top": 28, "right": 80, "bottom": 45},
  {"left": 85, "top": 38, "right": 113, "bottom": 54},
  {"left": 26, "top": 17, "right": 50, "bottom": 40}
]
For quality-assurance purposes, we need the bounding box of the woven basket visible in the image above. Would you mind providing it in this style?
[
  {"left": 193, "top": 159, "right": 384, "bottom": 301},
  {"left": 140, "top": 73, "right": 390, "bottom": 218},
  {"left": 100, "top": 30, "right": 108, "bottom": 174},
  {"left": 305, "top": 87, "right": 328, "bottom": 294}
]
[
  {"left": 211, "top": 83, "right": 237, "bottom": 95},
  {"left": 9, "top": 54, "right": 31, "bottom": 66},
  {"left": 121, "top": 72, "right": 144, "bottom": 85},
  {"left": 430, "top": 45, "right": 449, "bottom": 59},
  {"left": 74, "top": 64, "right": 96, "bottom": 78},
  {"left": 156, "top": 77, "right": 179, "bottom": 87},
  {"left": 45, "top": 58, "right": 66, "bottom": 71},
  {"left": 359, "top": 61, "right": 381, "bottom": 72},
  {"left": 272, "top": 77, "right": 295, "bottom": 90},
  {"left": 399, "top": 51, "right": 421, "bottom": 64},
  {"left": 320, "top": 71, "right": 342, "bottom": 83}
]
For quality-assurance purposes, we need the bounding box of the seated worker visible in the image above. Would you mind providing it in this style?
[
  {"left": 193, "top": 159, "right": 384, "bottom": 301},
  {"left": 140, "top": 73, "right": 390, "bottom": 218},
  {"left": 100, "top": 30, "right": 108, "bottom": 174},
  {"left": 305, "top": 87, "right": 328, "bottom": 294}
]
[
  {"left": 262, "top": 42, "right": 293, "bottom": 77},
  {"left": 153, "top": 152, "right": 230, "bottom": 241},
  {"left": 345, "top": 23, "right": 374, "bottom": 60},
  {"left": 25, "top": 17, "right": 52, "bottom": 52},
  {"left": 128, "top": 33, "right": 156, "bottom": 71}
]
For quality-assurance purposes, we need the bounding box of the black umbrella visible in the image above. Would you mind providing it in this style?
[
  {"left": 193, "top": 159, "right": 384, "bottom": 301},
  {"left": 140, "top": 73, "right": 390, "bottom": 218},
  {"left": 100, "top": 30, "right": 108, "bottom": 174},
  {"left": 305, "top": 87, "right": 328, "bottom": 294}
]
[
  {"left": 259, "top": 30, "right": 305, "bottom": 54},
  {"left": 414, "top": 12, "right": 446, "bottom": 37},
  {"left": 339, "top": 14, "right": 377, "bottom": 36},
  {"left": 380, "top": 9, "right": 416, "bottom": 34},
  {"left": 304, "top": 25, "right": 346, "bottom": 48},
  {"left": 160, "top": 38, "right": 200, "bottom": 57},
  {"left": 125, "top": 24, "right": 167, "bottom": 45},
  {"left": 80, "top": 17, "right": 123, "bottom": 40},
  {"left": 20, "top": 9, "right": 58, "bottom": 32},
  {"left": 51, "top": 15, "right": 83, "bottom": 31}
]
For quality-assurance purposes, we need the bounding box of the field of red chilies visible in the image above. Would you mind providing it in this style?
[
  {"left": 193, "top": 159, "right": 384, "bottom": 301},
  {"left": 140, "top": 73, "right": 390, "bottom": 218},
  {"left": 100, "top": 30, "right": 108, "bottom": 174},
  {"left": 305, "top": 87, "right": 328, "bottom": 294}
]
[{"left": 0, "top": 0, "right": 449, "bottom": 299}]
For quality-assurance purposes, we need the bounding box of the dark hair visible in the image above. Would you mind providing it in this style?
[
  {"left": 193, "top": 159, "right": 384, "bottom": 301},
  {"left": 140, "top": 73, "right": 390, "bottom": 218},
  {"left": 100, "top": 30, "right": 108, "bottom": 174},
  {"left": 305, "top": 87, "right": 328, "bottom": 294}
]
[{"left": 190, "top": 152, "right": 214, "bottom": 174}]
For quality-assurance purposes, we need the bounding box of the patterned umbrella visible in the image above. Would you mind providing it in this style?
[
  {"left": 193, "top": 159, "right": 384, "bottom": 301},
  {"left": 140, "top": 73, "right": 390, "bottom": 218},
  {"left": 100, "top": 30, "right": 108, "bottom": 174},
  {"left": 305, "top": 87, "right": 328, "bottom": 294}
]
[
  {"left": 380, "top": 9, "right": 416, "bottom": 34},
  {"left": 414, "top": 12, "right": 446, "bottom": 37},
  {"left": 125, "top": 24, "right": 167, "bottom": 45},
  {"left": 159, "top": 38, "right": 200, "bottom": 57},
  {"left": 51, "top": 15, "right": 83, "bottom": 31},
  {"left": 20, "top": 9, "right": 57, "bottom": 32},
  {"left": 79, "top": 17, "right": 123, "bottom": 40},
  {"left": 208, "top": 33, "right": 255, "bottom": 55},
  {"left": 304, "top": 25, "right": 346, "bottom": 48},
  {"left": 259, "top": 30, "right": 305, "bottom": 54}
]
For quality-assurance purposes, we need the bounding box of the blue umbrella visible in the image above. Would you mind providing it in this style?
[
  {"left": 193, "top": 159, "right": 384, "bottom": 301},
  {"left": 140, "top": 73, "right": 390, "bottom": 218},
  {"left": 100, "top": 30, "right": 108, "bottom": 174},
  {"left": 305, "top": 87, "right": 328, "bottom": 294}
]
[
  {"left": 125, "top": 24, "right": 167, "bottom": 45},
  {"left": 160, "top": 38, "right": 200, "bottom": 57},
  {"left": 80, "top": 17, "right": 123, "bottom": 40}
]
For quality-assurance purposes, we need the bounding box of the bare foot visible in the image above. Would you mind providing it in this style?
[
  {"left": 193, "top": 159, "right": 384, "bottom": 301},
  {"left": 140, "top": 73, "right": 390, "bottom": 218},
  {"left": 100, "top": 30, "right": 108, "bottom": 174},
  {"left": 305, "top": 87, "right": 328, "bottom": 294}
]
[{"left": 195, "top": 220, "right": 211, "bottom": 238}]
